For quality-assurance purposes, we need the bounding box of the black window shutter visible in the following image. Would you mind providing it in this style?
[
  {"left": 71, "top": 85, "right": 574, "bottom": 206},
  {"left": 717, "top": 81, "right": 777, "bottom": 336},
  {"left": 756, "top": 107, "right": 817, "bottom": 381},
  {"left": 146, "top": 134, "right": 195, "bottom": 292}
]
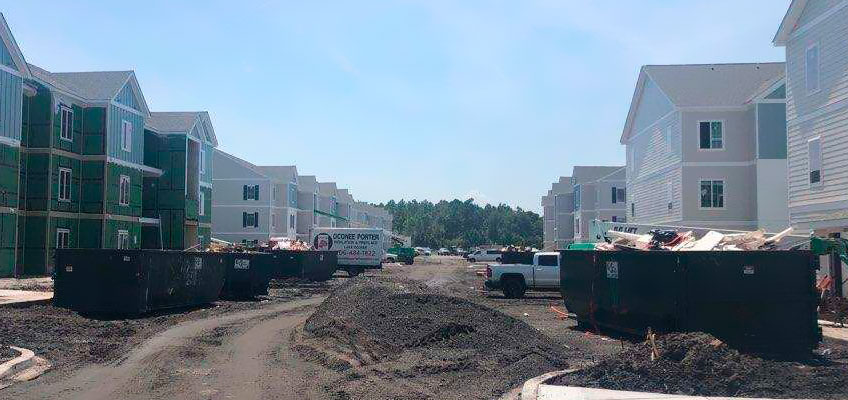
[
  {"left": 611, "top": 187, "right": 616, "bottom": 204},
  {"left": 254, "top": 185, "right": 260, "bottom": 201},
  {"left": 242, "top": 212, "right": 247, "bottom": 227},
  {"left": 254, "top": 212, "right": 259, "bottom": 227},
  {"left": 243, "top": 185, "right": 248, "bottom": 200},
  {"left": 699, "top": 122, "right": 710, "bottom": 149}
]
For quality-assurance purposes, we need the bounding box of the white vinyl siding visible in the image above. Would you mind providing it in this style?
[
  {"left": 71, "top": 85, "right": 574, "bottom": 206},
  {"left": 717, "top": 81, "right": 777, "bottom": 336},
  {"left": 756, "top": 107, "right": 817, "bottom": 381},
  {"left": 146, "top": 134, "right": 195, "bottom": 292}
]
[
  {"left": 785, "top": 4, "right": 848, "bottom": 228},
  {"left": 805, "top": 44, "right": 820, "bottom": 94},
  {"left": 627, "top": 166, "right": 682, "bottom": 224},
  {"left": 58, "top": 168, "right": 71, "bottom": 202}
]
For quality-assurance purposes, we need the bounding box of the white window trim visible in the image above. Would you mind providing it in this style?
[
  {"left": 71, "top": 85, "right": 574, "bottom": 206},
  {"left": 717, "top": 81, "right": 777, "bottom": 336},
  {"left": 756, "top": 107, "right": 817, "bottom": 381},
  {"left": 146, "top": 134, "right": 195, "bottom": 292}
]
[
  {"left": 56, "top": 228, "right": 70, "bottom": 249},
  {"left": 808, "top": 136, "right": 823, "bottom": 189},
  {"left": 805, "top": 42, "right": 821, "bottom": 96},
  {"left": 697, "top": 178, "right": 727, "bottom": 210},
  {"left": 117, "top": 230, "right": 129, "bottom": 249},
  {"left": 199, "top": 148, "right": 206, "bottom": 174},
  {"left": 696, "top": 120, "right": 725, "bottom": 151},
  {"left": 58, "top": 167, "right": 71, "bottom": 202},
  {"left": 119, "top": 175, "right": 130, "bottom": 206},
  {"left": 59, "top": 105, "right": 73, "bottom": 142},
  {"left": 121, "top": 120, "right": 132, "bottom": 152},
  {"left": 199, "top": 191, "right": 205, "bottom": 216}
]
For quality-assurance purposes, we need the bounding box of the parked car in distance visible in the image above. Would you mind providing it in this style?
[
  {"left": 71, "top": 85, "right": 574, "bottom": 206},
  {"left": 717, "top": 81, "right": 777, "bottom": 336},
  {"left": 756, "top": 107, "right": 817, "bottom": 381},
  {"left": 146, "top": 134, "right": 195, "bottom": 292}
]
[
  {"left": 437, "top": 248, "right": 450, "bottom": 255},
  {"left": 383, "top": 252, "right": 398, "bottom": 263},
  {"left": 484, "top": 252, "right": 561, "bottom": 299},
  {"left": 387, "top": 247, "right": 415, "bottom": 265},
  {"left": 467, "top": 249, "right": 502, "bottom": 263}
]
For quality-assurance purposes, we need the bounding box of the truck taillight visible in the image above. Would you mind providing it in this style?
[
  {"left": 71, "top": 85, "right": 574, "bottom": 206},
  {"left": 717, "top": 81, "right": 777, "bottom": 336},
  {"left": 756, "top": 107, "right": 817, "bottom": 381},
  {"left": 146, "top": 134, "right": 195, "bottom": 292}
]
[{"left": 485, "top": 266, "right": 492, "bottom": 278}]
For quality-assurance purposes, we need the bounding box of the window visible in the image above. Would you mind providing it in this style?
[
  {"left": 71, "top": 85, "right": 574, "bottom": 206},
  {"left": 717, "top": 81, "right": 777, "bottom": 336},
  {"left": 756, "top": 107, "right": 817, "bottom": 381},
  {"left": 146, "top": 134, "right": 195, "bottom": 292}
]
[
  {"left": 631, "top": 202, "right": 635, "bottom": 217},
  {"left": 117, "top": 230, "right": 130, "bottom": 249},
  {"left": 121, "top": 120, "right": 132, "bottom": 152},
  {"left": 612, "top": 216, "right": 618, "bottom": 223},
  {"left": 486, "top": 250, "right": 500, "bottom": 255},
  {"left": 56, "top": 228, "right": 70, "bottom": 249},
  {"left": 119, "top": 175, "right": 130, "bottom": 206},
  {"left": 574, "top": 217, "right": 580, "bottom": 235},
  {"left": 537, "top": 255, "right": 558, "bottom": 267},
  {"left": 699, "top": 180, "right": 725, "bottom": 208},
  {"left": 289, "top": 214, "right": 295, "bottom": 229},
  {"left": 665, "top": 125, "right": 673, "bottom": 152},
  {"left": 243, "top": 184, "right": 260, "bottom": 200},
  {"left": 271, "top": 212, "right": 276, "bottom": 228},
  {"left": 243, "top": 212, "right": 259, "bottom": 228},
  {"left": 611, "top": 187, "right": 625, "bottom": 204},
  {"left": 809, "top": 137, "right": 822, "bottom": 186},
  {"left": 272, "top": 186, "right": 277, "bottom": 201},
  {"left": 806, "top": 44, "right": 820, "bottom": 93},
  {"left": 58, "top": 168, "right": 71, "bottom": 202},
  {"left": 667, "top": 181, "right": 673, "bottom": 211},
  {"left": 199, "top": 191, "right": 205, "bottom": 216},
  {"left": 698, "top": 121, "right": 723, "bottom": 149},
  {"left": 199, "top": 148, "right": 206, "bottom": 174},
  {"left": 60, "top": 106, "right": 73, "bottom": 142}
]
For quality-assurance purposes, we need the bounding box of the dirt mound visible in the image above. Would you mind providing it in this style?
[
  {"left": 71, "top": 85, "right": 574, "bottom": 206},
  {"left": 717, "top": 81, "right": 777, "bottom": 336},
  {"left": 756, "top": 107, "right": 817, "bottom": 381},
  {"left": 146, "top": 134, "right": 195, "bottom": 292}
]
[
  {"left": 820, "top": 296, "right": 848, "bottom": 324},
  {"left": 551, "top": 332, "right": 848, "bottom": 399},
  {"left": 299, "top": 277, "right": 571, "bottom": 399}
]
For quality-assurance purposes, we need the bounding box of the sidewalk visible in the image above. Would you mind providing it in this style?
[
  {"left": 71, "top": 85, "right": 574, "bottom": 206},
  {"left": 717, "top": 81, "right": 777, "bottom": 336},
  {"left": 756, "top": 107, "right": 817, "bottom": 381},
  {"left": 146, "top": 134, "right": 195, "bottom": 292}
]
[{"left": 0, "top": 290, "right": 52, "bottom": 306}]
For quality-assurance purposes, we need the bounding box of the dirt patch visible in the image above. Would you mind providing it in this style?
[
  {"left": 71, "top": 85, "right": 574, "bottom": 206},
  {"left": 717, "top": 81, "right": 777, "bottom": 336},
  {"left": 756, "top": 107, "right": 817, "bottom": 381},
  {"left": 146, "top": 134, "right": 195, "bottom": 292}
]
[
  {"left": 820, "top": 296, "right": 848, "bottom": 325},
  {"left": 551, "top": 332, "right": 848, "bottom": 399},
  {"left": 298, "top": 276, "right": 573, "bottom": 400},
  {"left": 0, "top": 278, "right": 342, "bottom": 371},
  {"left": 0, "top": 278, "right": 53, "bottom": 292}
]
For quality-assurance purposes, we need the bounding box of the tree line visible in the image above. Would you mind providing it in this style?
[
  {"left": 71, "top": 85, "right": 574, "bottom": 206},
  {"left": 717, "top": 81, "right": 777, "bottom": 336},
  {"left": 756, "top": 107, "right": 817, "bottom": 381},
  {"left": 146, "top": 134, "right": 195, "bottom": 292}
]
[{"left": 377, "top": 199, "right": 543, "bottom": 249}]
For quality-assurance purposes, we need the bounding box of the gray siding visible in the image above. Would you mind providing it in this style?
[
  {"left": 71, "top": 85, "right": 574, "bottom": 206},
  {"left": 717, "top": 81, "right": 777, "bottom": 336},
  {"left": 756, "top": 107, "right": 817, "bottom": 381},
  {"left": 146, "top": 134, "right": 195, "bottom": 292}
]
[
  {"left": 681, "top": 165, "right": 757, "bottom": 227},
  {"left": 681, "top": 109, "right": 756, "bottom": 163},
  {"left": 632, "top": 77, "right": 674, "bottom": 134},
  {"left": 784, "top": 2, "right": 848, "bottom": 229}
]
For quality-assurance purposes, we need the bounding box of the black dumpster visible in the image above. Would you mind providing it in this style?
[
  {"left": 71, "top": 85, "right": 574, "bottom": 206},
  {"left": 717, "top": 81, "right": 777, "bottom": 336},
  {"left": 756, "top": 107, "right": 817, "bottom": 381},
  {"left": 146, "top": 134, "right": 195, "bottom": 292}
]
[
  {"left": 54, "top": 249, "right": 227, "bottom": 315},
  {"left": 269, "top": 250, "right": 337, "bottom": 281},
  {"left": 560, "top": 250, "right": 821, "bottom": 354},
  {"left": 501, "top": 251, "right": 535, "bottom": 265},
  {"left": 220, "top": 252, "right": 276, "bottom": 299}
]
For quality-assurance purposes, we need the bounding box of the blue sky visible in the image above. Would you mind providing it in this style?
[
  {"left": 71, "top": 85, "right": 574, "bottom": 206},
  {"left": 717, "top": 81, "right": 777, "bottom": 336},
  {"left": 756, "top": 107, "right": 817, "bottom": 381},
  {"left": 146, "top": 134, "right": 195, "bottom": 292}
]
[{"left": 3, "top": 1, "right": 789, "bottom": 212}]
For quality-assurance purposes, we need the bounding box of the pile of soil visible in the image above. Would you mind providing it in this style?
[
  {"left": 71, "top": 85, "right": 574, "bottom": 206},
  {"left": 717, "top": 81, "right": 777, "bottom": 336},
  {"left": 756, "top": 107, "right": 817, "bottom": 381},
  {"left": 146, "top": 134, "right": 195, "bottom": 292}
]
[
  {"left": 551, "top": 332, "right": 848, "bottom": 399},
  {"left": 820, "top": 295, "right": 848, "bottom": 324},
  {"left": 299, "top": 277, "right": 572, "bottom": 400},
  {"left": 0, "top": 345, "right": 17, "bottom": 363}
]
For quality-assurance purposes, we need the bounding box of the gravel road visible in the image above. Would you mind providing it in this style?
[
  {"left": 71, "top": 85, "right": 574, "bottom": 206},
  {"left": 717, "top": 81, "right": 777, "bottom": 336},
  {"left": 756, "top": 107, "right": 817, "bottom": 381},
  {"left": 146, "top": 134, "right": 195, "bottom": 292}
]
[{"left": 6, "top": 297, "right": 336, "bottom": 400}]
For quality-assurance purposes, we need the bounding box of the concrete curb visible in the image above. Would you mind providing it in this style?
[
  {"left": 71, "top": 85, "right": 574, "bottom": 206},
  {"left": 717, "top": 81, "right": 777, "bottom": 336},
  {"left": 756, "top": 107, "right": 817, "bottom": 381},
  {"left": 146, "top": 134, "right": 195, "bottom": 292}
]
[
  {"left": 518, "top": 368, "right": 813, "bottom": 399},
  {"left": 0, "top": 346, "right": 34, "bottom": 380},
  {"left": 520, "top": 369, "right": 579, "bottom": 400}
]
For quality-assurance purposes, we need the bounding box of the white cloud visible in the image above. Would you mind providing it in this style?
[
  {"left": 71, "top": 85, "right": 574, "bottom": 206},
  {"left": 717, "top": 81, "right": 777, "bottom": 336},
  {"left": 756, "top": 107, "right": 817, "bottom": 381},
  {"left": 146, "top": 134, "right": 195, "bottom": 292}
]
[{"left": 464, "top": 190, "right": 492, "bottom": 206}]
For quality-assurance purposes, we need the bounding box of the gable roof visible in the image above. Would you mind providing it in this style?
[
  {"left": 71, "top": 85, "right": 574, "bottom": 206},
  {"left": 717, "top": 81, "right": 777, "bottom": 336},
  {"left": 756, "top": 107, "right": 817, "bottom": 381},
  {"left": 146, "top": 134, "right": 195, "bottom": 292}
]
[
  {"left": 621, "top": 63, "right": 785, "bottom": 143},
  {"left": 318, "top": 182, "right": 338, "bottom": 196},
  {"left": 572, "top": 166, "right": 625, "bottom": 184},
  {"left": 214, "top": 149, "right": 268, "bottom": 178},
  {"left": 773, "top": 0, "right": 808, "bottom": 46},
  {"left": 0, "top": 13, "right": 31, "bottom": 78},
  {"left": 28, "top": 64, "right": 151, "bottom": 116},
  {"left": 148, "top": 111, "right": 218, "bottom": 146},
  {"left": 255, "top": 166, "right": 298, "bottom": 183}
]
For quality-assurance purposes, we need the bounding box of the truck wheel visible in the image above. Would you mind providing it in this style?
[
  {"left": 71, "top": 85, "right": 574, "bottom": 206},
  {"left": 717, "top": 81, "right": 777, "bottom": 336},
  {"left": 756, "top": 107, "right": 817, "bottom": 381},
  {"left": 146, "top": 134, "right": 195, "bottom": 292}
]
[
  {"left": 495, "top": 257, "right": 502, "bottom": 262},
  {"left": 503, "top": 279, "right": 526, "bottom": 299},
  {"left": 348, "top": 268, "right": 363, "bottom": 277},
  {"left": 468, "top": 258, "right": 476, "bottom": 263}
]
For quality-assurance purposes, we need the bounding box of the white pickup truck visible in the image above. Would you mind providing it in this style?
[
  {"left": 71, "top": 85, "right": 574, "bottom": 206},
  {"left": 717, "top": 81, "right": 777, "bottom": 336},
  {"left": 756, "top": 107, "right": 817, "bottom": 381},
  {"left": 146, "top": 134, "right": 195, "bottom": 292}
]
[{"left": 483, "top": 252, "right": 560, "bottom": 299}]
